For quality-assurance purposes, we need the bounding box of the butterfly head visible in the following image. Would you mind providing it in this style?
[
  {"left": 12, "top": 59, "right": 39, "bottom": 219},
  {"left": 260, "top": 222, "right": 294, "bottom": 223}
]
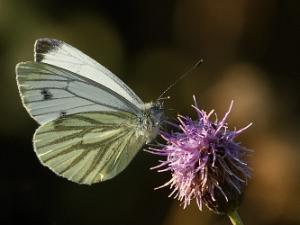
[
  {"left": 150, "top": 100, "right": 165, "bottom": 123},
  {"left": 138, "top": 101, "right": 164, "bottom": 143}
]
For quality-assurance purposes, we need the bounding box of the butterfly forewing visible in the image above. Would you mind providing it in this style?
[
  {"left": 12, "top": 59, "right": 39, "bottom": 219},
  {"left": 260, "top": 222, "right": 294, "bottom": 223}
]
[
  {"left": 34, "top": 38, "right": 143, "bottom": 106},
  {"left": 33, "top": 112, "right": 147, "bottom": 184},
  {"left": 16, "top": 62, "right": 140, "bottom": 124}
]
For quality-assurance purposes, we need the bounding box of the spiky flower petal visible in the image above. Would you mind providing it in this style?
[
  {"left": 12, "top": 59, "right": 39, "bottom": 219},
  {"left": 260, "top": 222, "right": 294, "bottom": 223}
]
[{"left": 149, "top": 97, "right": 252, "bottom": 214}]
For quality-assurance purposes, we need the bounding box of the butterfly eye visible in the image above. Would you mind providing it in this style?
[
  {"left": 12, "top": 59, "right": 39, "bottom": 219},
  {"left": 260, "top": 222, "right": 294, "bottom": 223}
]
[{"left": 150, "top": 102, "right": 164, "bottom": 115}]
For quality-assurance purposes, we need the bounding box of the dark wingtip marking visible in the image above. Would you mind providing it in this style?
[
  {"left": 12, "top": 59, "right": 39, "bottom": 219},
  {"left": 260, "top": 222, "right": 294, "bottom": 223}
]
[
  {"left": 41, "top": 89, "right": 53, "bottom": 100},
  {"left": 34, "top": 38, "right": 63, "bottom": 62},
  {"left": 35, "top": 53, "right": 44, "bottom": 62}
]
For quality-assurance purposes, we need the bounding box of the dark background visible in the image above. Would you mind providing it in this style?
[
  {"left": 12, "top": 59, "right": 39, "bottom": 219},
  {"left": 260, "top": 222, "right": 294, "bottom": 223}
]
[{"left": 1, "top": 0, "right": 299, "bottom": 224}]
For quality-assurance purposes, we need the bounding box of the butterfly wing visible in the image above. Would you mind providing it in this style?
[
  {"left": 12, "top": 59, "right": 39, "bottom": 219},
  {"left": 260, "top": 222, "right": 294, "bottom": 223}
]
[
  {"left": 16, "top": 62, "right": 141, "bottom": 124},
  {"left": 34, "top": 38, "right": 143, "bottom": 106},
  {"left": 33, "top": 111, "right": 147, "bottom": 184}
]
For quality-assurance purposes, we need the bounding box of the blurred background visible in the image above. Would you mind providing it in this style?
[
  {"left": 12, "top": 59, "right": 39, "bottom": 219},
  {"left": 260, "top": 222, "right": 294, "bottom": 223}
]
[{"left": 1, "top": 0, "right": 299, "bottom": 224}]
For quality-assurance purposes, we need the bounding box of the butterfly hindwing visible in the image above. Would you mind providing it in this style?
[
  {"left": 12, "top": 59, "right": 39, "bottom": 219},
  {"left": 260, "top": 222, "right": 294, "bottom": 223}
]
[
  {"left": 16, "top": 62, "right": 140, "bottom": 124},
  {"left": 34, "top": 38, "right": 143, "bottom": 106},
  {"left": 33, "top": 111, "right": 146, "bottom": 184}
]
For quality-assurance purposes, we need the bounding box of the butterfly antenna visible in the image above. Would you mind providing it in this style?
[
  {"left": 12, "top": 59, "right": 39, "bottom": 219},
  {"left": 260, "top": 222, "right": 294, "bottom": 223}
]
[{"left": 157, "top": 59, "right": 204, "bottom": 101}]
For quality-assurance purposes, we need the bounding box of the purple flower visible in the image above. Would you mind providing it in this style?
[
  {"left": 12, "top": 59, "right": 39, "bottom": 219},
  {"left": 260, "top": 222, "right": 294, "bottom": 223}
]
[{"left": 149, "top": 96, "right": 252, "bottom": 214}]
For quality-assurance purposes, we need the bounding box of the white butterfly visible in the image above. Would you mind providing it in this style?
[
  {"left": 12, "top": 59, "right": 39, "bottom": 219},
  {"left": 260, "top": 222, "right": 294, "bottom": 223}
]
[{"left": 16, "top": 38, "right": 164, "bottom": 185}]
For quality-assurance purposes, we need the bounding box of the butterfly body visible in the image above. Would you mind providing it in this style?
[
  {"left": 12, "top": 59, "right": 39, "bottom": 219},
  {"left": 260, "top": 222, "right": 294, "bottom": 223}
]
[
  {"left": 16, "top": 38, "right": 163, "bottom": 184},
  {"left": 136, "top": 101, "right": 164, "bottom": 143}
]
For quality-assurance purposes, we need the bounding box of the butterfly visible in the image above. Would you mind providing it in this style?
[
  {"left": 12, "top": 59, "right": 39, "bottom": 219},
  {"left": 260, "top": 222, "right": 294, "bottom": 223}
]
[{"left": 16, "top": 38, "right": 164, "bottom": 185}]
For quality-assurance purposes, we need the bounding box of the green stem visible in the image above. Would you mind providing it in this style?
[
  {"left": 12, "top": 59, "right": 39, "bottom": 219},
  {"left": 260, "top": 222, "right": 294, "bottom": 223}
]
[{"left": 227, "top": 210, "right": 244, "bottom": 225}]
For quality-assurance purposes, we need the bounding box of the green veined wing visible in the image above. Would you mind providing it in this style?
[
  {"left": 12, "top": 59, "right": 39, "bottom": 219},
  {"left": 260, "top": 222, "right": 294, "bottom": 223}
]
[{"left": 33, "top": 111, "right": 147, "bottom": 185}]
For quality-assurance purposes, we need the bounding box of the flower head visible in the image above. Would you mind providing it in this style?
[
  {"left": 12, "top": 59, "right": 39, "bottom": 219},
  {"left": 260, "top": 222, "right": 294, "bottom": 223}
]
[{"left": 149, "top": 96, "right": 252, "bottom": 214}]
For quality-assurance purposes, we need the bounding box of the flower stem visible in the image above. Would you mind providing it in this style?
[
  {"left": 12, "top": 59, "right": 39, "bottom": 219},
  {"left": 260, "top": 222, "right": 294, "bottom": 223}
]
[{"left": 228, "top": 210, "right": 244, "bottom": 225}]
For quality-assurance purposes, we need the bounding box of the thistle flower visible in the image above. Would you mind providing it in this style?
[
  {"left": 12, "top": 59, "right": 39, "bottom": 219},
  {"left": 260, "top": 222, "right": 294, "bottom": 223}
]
[{"left": 149, "top": 96, "right": 252, "bottom": 214}]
